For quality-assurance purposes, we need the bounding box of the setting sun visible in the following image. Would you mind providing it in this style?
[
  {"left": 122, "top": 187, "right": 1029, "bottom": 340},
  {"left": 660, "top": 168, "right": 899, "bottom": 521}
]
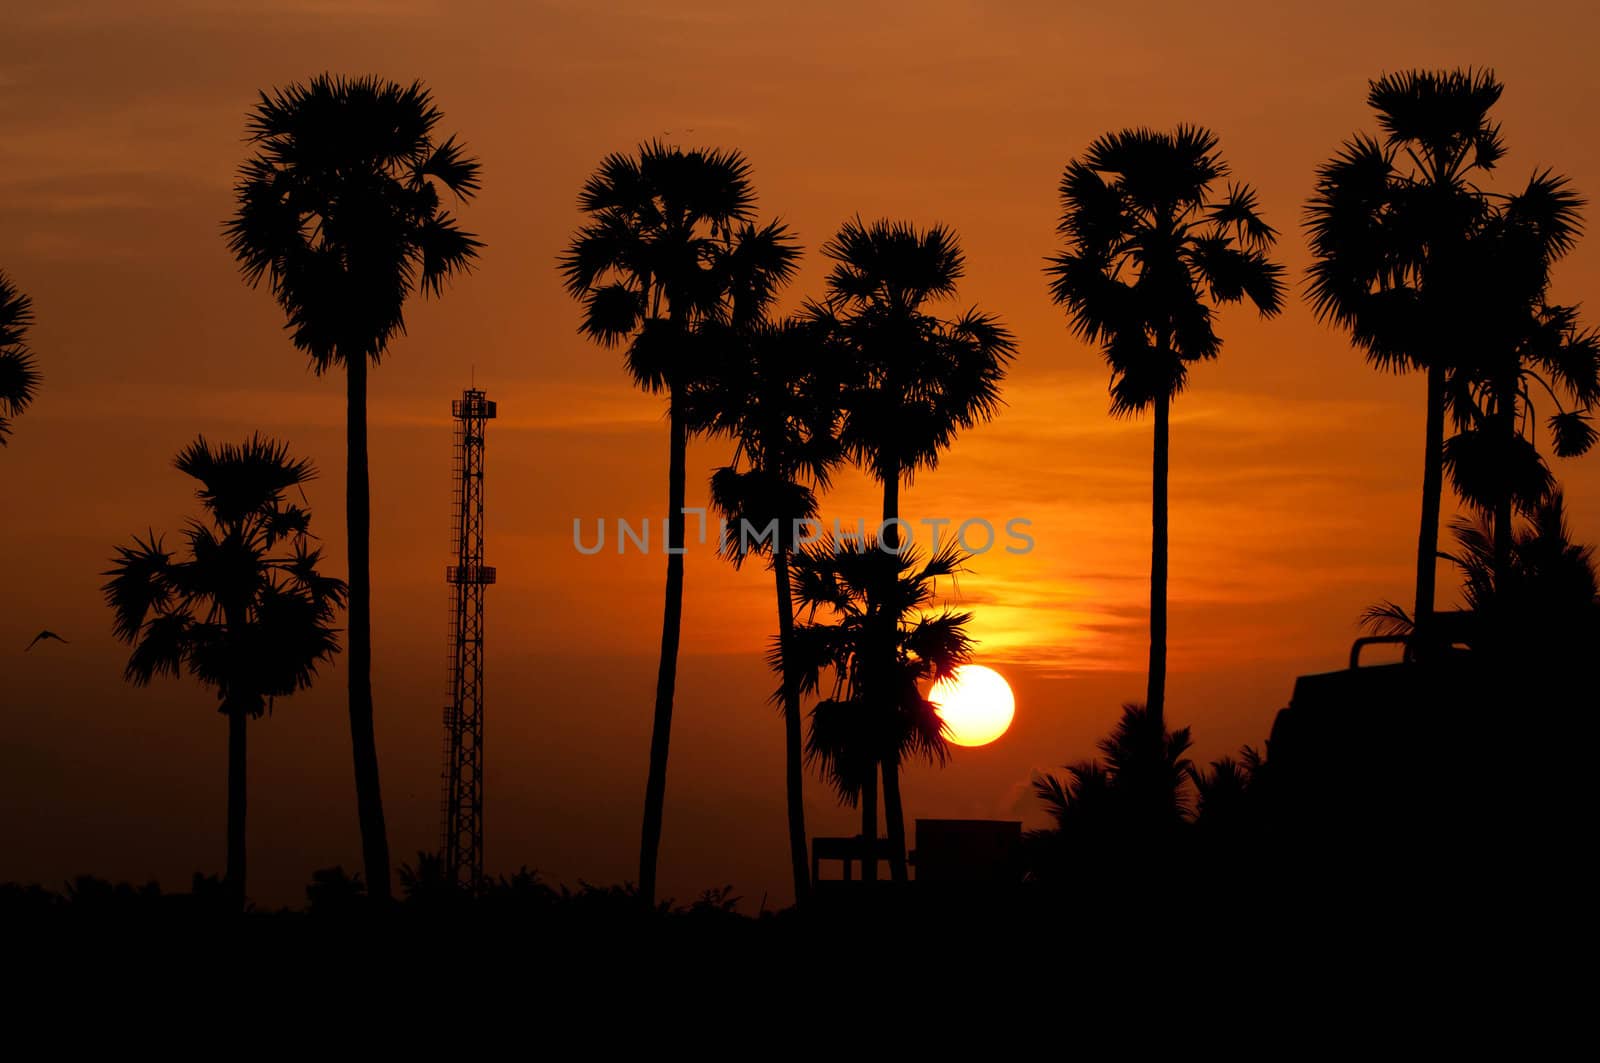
[{"left": 930, "top": 665, "right": 1017, "bottom": 747}]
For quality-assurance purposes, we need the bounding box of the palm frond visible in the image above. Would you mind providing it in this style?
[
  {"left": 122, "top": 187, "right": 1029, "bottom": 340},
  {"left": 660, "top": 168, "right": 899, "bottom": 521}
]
[
  {"left": 174, "top": 433, "right": 315, "bottom": 527},
  {"left": 0, "top": 271, "right": 40, "bottom": 445},
  {"left": 1361, "top": 600, "right": 1415, "bottom": 636},
  {"left": 103, "top": 533, "right": 176, "bottom": 642},
  {"left": 1548, "top": 410, "right": 1598, "bottom": 458},
  {"left": 0, "top": 270, "right": 35, "bottom": 348},
  {"left": 416, "top": 134, "right": 482, "bottom": 198},
  {"left": 124, "top": 612, "right": 192, "bottom": 685}
]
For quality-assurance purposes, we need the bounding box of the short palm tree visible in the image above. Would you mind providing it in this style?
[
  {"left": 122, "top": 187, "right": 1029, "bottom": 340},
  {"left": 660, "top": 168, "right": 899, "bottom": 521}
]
[
  {"left": 1047, "top": 126, "right": 1284, "bottom": 723},
  {"left": 1366, "top": 489, "right": 1599, "bottom": 658},
  {"left": 1034, "top": 704, "right": 1196, "bottom": 831},
  {"left": 694, "top": 316, "right": 843, "bottom": 905},
  {"left": 1090, "top": 701, "right": 1194, "bottom": 829},
  {"left": 225, "top": 75, "right": 482, "bottom": 902},
  {"left": 560, "top": 141, "right": 800, "bottom": 905},
  {"left": 1027, "top": 703, "right": 1195, "bottom": 881},
  {"left": 1187, "top": 746, "right": 1263, "bottom": 833},
  {"left": 1306, "top": 69, "right": 1506, "bottom": 643},
  {"left": 103, "top": 435, "right": 347, "bottom": 909},
  {"left": 0, "top": 270, "right": 40, "bottom": 446},
  {"left": 816, "top": 218, "right": 1015, "bottom": 881},
  {"left": 786, "top": 536, "right": 973, "bottom": 873},
  {"left": 1493, "top": 492, "right": 1600, "bottom": 656}
]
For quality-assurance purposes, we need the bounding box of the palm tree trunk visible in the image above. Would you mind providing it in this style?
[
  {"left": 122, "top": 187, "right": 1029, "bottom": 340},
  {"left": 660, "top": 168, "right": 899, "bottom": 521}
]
[
  {"left": 878, "top": 472, "right": 909, "bottom": 883},
  {"left": 1146, "top": 391, "right": 1169, "bottom": 723},
  {"left": 1413, "top": 364, "right": 1446, "bottom": 651},
  {"left": 1492, "top": 371, "right": 1517, "bottom": 603},
  {"left": 639, "top": 391, "right": 687, "bottom": 906},
  {"left": 1492, "top": 499, "right": 1514, "bottom": 588},
  {"left": 226, "top": 707, "right": 246, "bottom": 912},
  {"left": 345, "top": 348, "right": 391, "bottom": 903},
  {"left": 881, "top": 473, "right": 900, "bottom": 551},
  {"left": 881, "top": 761, "right": 908, "bottom": 883},
  {"left": 860, "top": 765, "right": 879, "bottom": 883},
  {"left": 773, "top": 542, "right": 809, "bottom": 905}
]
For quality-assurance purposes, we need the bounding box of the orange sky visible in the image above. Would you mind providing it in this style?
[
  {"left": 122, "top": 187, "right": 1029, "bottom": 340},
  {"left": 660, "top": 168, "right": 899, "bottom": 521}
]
[{"left": 5, "top": 0, "right": 1600, "bottom": 907}]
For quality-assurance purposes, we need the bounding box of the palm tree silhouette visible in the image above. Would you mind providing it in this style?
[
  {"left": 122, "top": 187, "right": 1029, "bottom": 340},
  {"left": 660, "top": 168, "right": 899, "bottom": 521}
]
[
  {"left": 1188, "top": 746, "right": 1263, "bottom": 833},
  {"left": 1028, "top": 702, "right": 1195, "bottom": 881},
  {"left": 1440, "top": 184, "right": 1598, "bottom": 591},
  {"left": 1089, "top": 701, "right": 1195, "bottom": 828},
  {"left": 102, "top": 435, "right": 347, "bottom": 910},
  {"left": 1047, "top": 127, "right": 1283, "bottom": 723},
  {"left": 693, "top": 316, "right": 843, "bottom": 905},
  {"left": 814, "top": 218, "right": 1015, "bottom": 881},
  {"left": 786, "top": 535, "right": 973, "bottom": 879},
  {"left": 224, "top": 75, "right": 482, "bottom": 902},
  {"left": 0, "top": 271, "right": 40, "bottom": 447},
  {"left": 1366, "top": 489, "right": 1599, "bottom": 656},
  {"left": 1306, "top": 69, "right": 1507, "bottom": 646},
  {"left": 560, "top": 141, "right": 800, "bottom": 905}
]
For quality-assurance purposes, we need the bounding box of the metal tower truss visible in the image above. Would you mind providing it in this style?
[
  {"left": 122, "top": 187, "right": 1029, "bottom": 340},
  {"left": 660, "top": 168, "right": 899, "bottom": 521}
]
[{"left": 441, "top": 387, "right": 496, "bottom": 889}]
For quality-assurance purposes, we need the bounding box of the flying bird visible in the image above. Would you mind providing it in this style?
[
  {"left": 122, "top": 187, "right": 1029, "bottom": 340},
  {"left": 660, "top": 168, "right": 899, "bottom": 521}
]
[{"left": 24, "top": 630, "right": 68, "bottom": 652}]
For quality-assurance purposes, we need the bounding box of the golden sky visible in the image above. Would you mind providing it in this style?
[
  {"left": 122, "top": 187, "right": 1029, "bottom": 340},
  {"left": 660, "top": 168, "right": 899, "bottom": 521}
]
[{"left": 5, "top": 0, "right": 1600, "bottom": 905}]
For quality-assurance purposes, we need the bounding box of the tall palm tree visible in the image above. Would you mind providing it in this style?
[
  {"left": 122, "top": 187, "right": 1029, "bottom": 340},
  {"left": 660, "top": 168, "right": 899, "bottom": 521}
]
[
  {"left": 0, "top": 270, "right": 40, "bottom": 447},
  {"left": 1441, "top": 179, "right": 1598, "bottom": 591},
  {"left": 560, "top": 142, "right": 799, "bottom": 905},
  {"left": 1306, "top": 69, "right": 1506, "bottom": 645},
  {"left": 103, "top": 435, "right": 347, "bottom": 909},
  {"left": 224, "top": 75, "right": 482, "bottom": 902},
  {"left": 1047, "top": 127, "right": 1284, "bottom": 723},
  {"left": 816, "top": 218, "right": 1015, "bottom": 881},
  {"left": 694, "top": 316, "right": 843, "bottom": 905},
  {"left": 786, "top": 535, "right": 973, "bottom": 878}
]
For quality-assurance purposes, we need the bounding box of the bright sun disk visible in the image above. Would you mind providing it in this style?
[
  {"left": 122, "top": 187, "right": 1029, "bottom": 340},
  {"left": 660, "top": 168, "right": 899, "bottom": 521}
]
[{"left": 930, "top": 664, "right": 1016, "bottom": 747}]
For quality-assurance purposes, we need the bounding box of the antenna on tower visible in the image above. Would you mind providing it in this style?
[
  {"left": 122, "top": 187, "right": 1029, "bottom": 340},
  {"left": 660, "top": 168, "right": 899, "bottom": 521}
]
[{"left": 441, "top": 385, "right": 496, "bottom": 890}]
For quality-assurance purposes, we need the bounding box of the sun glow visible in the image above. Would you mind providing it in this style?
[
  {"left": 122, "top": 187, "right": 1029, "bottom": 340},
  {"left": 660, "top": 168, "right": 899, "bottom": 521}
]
[{"left": 930, "top": 665, "right": 1016, "bottom": 747}]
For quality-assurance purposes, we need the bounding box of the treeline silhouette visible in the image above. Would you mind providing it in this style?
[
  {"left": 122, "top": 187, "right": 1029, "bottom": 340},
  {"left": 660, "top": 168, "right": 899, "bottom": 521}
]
[
  {"left": 0, "top": 864, "right": 748, "bottom": 926},
  {"left": 4, "top": 64, "right": 1597, "bottom": 922}
]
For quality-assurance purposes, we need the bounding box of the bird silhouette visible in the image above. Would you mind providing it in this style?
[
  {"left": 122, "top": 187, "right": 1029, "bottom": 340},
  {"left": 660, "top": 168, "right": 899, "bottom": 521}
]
[{"left": 24, "top": 630, "right": 68, "bottom": 652}]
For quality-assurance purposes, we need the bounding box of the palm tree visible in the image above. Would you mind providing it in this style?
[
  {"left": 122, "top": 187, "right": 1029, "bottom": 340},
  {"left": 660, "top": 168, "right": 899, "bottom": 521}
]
[
  {"left": 1087, "top": 701, "right": 1195, "bottom": 828},
  {"left": 1441, "top": 180, "right": 1598, "bottom": 590},
  {"left": 1187, "top": 746, "right": 1264, "bottom": 833},
  {"left": 1030, "top": 759, "right": 1114, "bottom": 837},
  {"left": 816, "top": 218, "right": 1016, "bottom": 881},
  {"left": 560, "top": 142, "right": 799, "bottom": 905},
  {"left": 786, "top": 535, "right": 973, "bottom": 878},
  {"left": 224, "top": 75, "right": 482, "bottom": 902},
  {"left": 1047, "top": 127, "right": 1284, "bottom": 724},
  {"left": 1366, "top": 489, "right": 1599, "bottom": 657},
  {"left": 694, "top": 316, "right": 843, "bottom": 905},
  {"left": 1027, "top": 702, "right": 1195, "bottom": 882},
  {"left": 103, "top": 435, "right": 347, "bottom": 909},
  {"left": 1306, "top": 69, "right": 1506, "bottom": 645},
  {"left": 1, "top": 270, "right": 40, "bottom": 446}
]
